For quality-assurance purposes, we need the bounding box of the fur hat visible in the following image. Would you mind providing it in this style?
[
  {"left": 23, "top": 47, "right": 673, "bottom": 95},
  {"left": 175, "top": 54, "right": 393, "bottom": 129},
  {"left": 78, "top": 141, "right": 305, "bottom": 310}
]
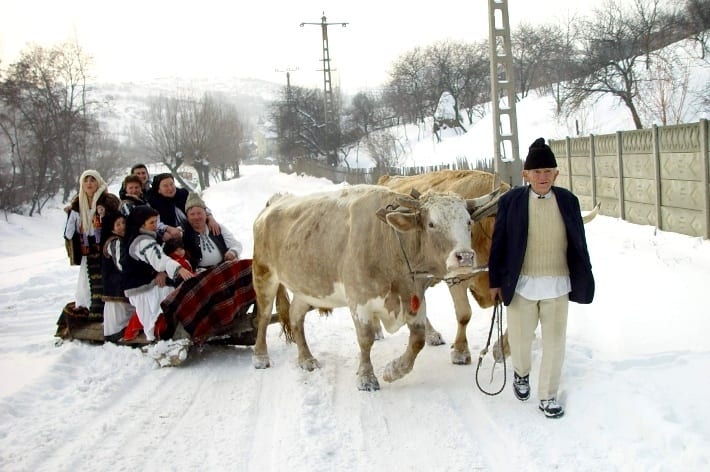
[
  {"left": 524, "top": 138, "right": 557, "bottom": 170},
  {"left": 185, "top": 192, "right": 207, "bottom": 212}
]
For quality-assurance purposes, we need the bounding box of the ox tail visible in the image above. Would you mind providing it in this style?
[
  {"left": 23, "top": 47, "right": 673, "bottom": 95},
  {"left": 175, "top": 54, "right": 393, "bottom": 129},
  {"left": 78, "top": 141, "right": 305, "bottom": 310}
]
[{"left": 275, "top": 284, "right": 294, "bottom": 343}]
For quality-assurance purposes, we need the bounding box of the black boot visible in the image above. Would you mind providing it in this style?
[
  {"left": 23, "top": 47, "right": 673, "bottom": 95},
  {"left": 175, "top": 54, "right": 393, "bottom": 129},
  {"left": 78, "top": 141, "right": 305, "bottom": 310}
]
[{"left": 513, "top": 373, "right": 530, "bottom": 401}]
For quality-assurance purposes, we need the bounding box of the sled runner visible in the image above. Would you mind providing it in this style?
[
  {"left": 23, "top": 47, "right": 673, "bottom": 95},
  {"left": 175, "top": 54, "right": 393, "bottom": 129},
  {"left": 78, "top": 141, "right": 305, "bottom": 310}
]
[{"left": 55, "top": 301, "right": 280, "bottom": 366}]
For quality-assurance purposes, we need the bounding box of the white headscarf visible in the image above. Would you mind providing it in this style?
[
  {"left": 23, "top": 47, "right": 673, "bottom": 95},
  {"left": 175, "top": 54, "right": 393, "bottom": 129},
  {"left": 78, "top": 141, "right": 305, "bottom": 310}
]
[{"left": 78, "top": 170, "right": 108, "bottom": 234}]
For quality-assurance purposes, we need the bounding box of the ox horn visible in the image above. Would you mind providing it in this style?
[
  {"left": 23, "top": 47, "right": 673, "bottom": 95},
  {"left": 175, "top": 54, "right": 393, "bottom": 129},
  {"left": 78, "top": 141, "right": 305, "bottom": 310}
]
[
  {"left": 466, "top": 187, "right": 502, "bottom": 216},
  {"left": 470, "top": 198, "right": 499, "bottom": 221},
  {"left": 583, "top": 202, "right": 601, "bottom": 224},
  {"left": 395, "top": 195, "right": 421, "bottom": 210}
]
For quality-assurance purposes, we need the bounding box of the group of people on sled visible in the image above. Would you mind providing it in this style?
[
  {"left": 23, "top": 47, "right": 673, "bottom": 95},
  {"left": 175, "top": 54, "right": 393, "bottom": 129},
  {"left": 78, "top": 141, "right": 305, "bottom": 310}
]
[{"left": 59, "top": 165, "right": 256, "bottom": 346}]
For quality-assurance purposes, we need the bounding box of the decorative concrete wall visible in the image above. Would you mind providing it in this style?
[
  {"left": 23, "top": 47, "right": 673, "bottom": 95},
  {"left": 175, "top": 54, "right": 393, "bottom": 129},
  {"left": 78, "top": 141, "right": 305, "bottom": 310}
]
[{"left": 550, "top": 119, "right": 709, "bottom": 238}]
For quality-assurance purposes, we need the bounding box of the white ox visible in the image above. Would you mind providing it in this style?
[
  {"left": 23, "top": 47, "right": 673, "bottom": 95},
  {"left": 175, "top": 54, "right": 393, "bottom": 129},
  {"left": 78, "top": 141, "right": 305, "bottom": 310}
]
[{"left": 251, "top": 185, "right": 499, "bottom": 391}]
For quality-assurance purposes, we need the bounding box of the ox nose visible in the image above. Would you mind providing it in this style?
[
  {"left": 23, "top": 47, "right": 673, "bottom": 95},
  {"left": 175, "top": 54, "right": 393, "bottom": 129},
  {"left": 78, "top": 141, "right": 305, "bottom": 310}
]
[{"left": 455, "top": 251, "right": 474, "bottom": 267}]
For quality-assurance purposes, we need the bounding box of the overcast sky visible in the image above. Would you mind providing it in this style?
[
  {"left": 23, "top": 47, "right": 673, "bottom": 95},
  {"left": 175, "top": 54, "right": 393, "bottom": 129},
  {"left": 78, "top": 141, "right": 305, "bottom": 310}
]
[{"left": 2, "top": 0, "right": 602, "bottom": 92}]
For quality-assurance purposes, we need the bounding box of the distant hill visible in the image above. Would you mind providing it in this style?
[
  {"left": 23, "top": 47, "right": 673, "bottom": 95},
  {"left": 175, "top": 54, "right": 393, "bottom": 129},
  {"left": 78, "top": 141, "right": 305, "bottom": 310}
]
[{"left": 92, "top": 76, "right": 282, "bottom": 141}]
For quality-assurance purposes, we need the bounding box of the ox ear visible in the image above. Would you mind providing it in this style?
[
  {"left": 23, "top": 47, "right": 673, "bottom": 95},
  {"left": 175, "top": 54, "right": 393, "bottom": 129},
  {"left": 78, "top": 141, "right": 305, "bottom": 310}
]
[
  {"left": 466, "top": 187, "right": 502, "bottom": 217},
  {"left": 375, "top": 207, "right": 389, "bottom": 223},
  {"left": 385, "top": 210, "right": 418, "bottom": 233}
]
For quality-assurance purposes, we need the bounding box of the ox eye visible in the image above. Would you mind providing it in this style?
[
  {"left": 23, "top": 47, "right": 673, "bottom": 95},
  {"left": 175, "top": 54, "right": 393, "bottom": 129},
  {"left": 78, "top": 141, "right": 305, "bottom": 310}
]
[{"left": 428, "top": 222, "right": 434, "bottom": 228}]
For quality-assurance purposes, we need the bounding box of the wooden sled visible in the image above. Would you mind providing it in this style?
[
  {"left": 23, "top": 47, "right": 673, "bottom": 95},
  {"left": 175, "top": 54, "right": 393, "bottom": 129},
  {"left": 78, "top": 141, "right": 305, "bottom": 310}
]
[{"left": 55, "top": 301, "right": 279, "bottom": 348}]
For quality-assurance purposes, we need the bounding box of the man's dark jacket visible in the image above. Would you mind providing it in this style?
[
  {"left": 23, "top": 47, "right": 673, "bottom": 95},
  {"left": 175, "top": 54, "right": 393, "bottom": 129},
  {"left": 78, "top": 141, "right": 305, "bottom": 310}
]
[{"left": 488, "top": 185, "right": 594, "bottom": 306}]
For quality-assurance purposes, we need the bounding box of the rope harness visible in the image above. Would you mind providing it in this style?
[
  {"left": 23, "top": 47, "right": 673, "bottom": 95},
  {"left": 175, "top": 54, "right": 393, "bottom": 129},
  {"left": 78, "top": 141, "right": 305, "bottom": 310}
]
[{"left": 475, "top": 299, "right": 507, "bottom": 396}]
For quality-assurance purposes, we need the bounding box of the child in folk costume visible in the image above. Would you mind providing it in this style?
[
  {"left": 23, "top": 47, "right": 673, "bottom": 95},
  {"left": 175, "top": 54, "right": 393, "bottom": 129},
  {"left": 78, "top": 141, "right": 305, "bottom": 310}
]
[
  {"left": 121, "top": 206, "right": 193, "bottom": 342},
  {"left": 162, "top": 239, "right": 194, "bottom": 272},
  {"left": 100, "top": 212, "right": 134, "bottom": 342}
]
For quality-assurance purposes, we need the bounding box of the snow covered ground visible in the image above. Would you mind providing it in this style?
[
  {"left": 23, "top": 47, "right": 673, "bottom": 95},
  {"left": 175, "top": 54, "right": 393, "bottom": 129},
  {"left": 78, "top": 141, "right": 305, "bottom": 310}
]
[{"left": 1, "top": 164, "right": 709, "bottom": 471}]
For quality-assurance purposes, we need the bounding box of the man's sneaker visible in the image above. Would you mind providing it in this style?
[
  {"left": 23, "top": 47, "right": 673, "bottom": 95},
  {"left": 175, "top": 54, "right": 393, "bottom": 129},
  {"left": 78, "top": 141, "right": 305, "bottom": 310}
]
[
  {"left": 513, "top": 373, "right": 530, "bottom": 401},
  {"left": 539, "top": 398, "right": 565, "bottom": 418}
]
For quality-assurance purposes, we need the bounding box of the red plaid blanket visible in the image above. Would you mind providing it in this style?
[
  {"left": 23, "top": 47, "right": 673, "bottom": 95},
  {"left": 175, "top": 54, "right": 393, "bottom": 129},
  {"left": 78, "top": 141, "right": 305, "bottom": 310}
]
[{"left": 161, "top": 259, "right": 256, "bottom": 344}]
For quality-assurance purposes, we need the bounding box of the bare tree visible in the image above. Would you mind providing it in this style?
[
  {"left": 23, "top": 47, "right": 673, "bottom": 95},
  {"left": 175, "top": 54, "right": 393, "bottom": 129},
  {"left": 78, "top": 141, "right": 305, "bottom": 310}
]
[
  {"left": 562, "top": 0, "right": 668, "bottom": 129},
  {"left": 512, "top": 22, "right": 569, "bottom": 98},
  {"left": 269, "top": 85, "right": 329, "bottom": 161},
  {"left": 424, "top": 40, "right": 472, "bottom": 131},
  {"left": 457, "top": 40, "right": 490, "bottom": 125},
  {"left": 0, "top": 41, "right": 106, "bottom": 214},
  {"left": 684, "top": 0, "right": 710, "bottom": 59},
  {"left": 637, "top": 44, "right": 692, "bottom": 125},
  {"left": 384, "top": 47, "right": 434, "bottom": 126},
  {"left": 366, "top": 129, "right": 407, "bottom": 168}
]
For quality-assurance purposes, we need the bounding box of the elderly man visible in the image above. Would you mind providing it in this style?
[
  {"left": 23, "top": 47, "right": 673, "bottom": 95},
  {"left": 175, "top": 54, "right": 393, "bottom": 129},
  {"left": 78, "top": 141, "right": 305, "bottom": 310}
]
[
  {"left": 181, "top": 193, "right": 242, "bottom": 270},
  {"left": 488, "top": 138, "right": 595, "bottom": 419}
]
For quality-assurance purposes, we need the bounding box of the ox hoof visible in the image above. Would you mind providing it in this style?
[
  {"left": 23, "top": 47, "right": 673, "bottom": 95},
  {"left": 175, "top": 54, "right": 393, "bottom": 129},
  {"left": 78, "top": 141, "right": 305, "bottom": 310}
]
[
  {"left": 450, "top": 349, "right": 472, "bottom": 365},
  {"left": 252, "top": 353, "right": 271, "bottom": 369},
  {"left": 357, "top": 374, "right": 380, "bottom": 391},
  {"left": 299, "top": 357, "right": 321, "bottom": 371},
  {"left": 382, "top": 359, "right": 411, "bottom": 383},
  {"left": 426, "top": 331, "right": 445, "bottom": 346}
]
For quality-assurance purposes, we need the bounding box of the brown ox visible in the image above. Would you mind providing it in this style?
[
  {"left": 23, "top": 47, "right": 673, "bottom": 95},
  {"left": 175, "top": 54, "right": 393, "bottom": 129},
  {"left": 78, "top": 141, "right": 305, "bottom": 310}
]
[
  {"left": 251, "top": 185, "right": 499, "bottom": 391},
  {"left": 378, "top": 170, "right": 599, "bottom": 365},
  {"left": 379, "top": 170, "right": 508, "bottom": 364}
]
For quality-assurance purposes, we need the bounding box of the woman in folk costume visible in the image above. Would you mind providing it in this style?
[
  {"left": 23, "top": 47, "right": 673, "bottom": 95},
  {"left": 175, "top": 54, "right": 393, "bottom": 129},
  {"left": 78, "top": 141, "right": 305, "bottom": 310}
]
[
  {"left": 64, "top": 170, "right": 121, "bottom": 319},
  {"left": 121, "top": 206, "right": 193, "bottom": 342}
]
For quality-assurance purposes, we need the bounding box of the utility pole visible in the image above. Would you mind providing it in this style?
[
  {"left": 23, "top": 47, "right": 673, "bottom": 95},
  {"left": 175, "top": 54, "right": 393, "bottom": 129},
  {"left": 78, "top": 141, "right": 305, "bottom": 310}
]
[
  {"left": 276, "top": 67, "right": 298, "bottom": 163},
  {"left": 488, "top": 0, "right": 522, "bottom": 186},
  {"left": 300, "top": 12, "right": 348, "bottom": 166}
]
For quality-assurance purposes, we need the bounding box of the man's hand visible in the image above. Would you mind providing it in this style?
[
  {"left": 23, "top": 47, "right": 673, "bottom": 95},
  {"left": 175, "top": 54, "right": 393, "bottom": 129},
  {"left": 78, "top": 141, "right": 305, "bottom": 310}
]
[
  {"left": 206, "top": 215, "right": 221, "bottom": 235},
  {"left": 489, "top": 288, "right": 502, "bottom": 303}
]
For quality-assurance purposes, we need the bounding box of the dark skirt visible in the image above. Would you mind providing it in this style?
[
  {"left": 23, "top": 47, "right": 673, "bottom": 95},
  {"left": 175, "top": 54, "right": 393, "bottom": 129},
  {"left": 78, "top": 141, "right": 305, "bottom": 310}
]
[{"left": 86, "top": 249, "right": 105, "bottom": 319}]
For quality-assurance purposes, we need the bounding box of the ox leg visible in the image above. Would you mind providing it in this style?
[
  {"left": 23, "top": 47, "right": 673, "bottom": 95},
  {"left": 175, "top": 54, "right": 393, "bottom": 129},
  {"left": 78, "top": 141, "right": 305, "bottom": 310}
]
[
  {"left": 290, "top": 298, "right": 320, "bottom": 371},
  {"left": 449, "top": 283, "right": 472, "bottom": 365},
  {"left": 382, "top": 320, "right": 426, "bottom": 383},
  {"left": 252, "top": 268, "right": 277, "bottom": 369},
  {"left": 351, "top": 313, "right": 380, "bottom": 391},
  {"left": 424, "top": 316, "right": 445, "bottom": 346}
]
